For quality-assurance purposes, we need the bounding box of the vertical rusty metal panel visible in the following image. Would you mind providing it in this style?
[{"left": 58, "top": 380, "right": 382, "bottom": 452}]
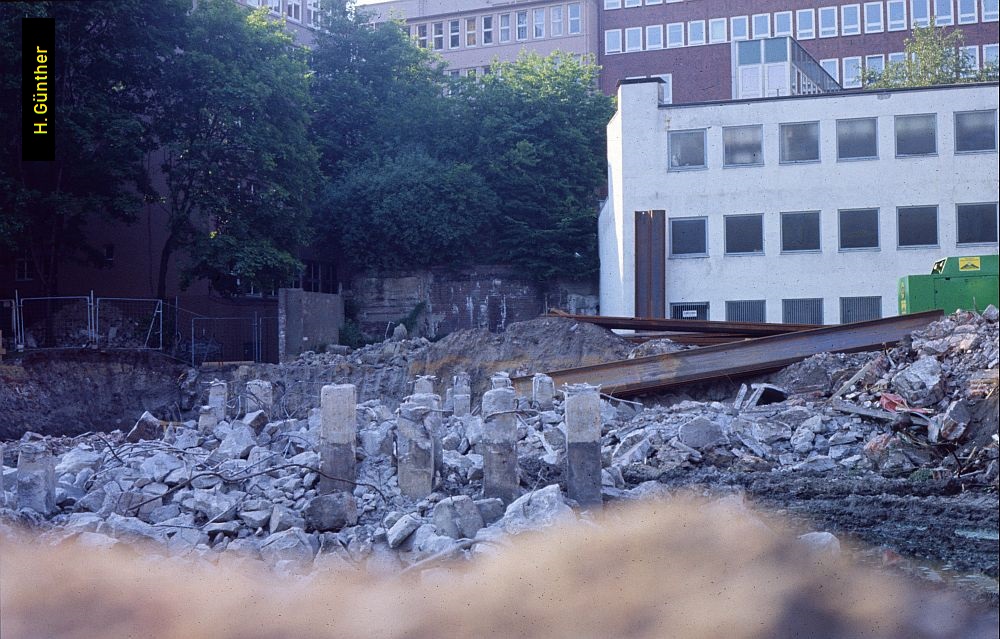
[{"left": 634, "top": 211, "right": 665, "bottom": 318}]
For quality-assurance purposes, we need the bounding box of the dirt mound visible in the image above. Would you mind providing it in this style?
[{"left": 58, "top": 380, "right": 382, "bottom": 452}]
[{"left": 408, "top": 317, "right": 633, "bottom": 395}]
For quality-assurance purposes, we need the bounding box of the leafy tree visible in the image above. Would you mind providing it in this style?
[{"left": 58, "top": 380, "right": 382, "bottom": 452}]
[
  {"left": 153, "top": 0, "right": 320, "bottom": 297},
  {"left": 0, "top": 0, "right": 187, "bottom": 293},
  {"left": 459, "top": 52, "right": 615, "bottom": 283},
  {"left": 862, "top": 26, "right": 999, "bottom": 88}
]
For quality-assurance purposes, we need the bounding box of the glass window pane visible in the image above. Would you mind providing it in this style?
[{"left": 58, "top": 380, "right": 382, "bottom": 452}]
[
  {"left": 896, "top": 114, "right": 936, "bottom": 155},
  {"left": 781, "top": 211, "right": 821, "bottom": 251},
  {"left": 671, "top": 218, "right": 707, "bottom": 254},
  {"left": 897, "top": 206, "right": 938, "bottom": 246},
  {"left": 725, "top": 215, "right": 764, "bottom": 253},
  {"left": 838, "top": 118, "right": 878, "bottom": 159},
  {"left": 780, "top": 122, "right": 820, "bottom": 162},
  {"left": 839, "top": 208, "right": 880, "bottom": 249},
  {"left": 764, "top": 38, "right": 787, "bottom": 62},
  {"left": 957, "top": 203, "right": 999, "bottom": 244},
  {"left": 955, "top": 111, "right": 997, "bottom": 152},
  {"left": 738, "top": 40, "right": 761, "bottom": 64},
  {"left": 724, "top": 125, "right": 763, "bottom": 166},
  {"left": 669, "top": 130, "right": 706, "bottom": 169}
]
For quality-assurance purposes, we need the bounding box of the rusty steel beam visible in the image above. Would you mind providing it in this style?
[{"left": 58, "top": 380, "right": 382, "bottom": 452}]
[
  {"left": 515, "top": 311, "right": 943, "bottom": 397},
  {"left": 546, "top": 311, "right": 818, "bottom": 335}
]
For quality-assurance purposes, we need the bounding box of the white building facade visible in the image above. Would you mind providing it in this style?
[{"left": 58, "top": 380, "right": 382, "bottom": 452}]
[{"left": 600, "top": 79, "right": 999, "bottom": 323}]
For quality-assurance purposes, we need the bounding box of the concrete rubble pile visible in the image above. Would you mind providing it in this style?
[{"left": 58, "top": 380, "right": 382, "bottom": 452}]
[{"left": 0, "top": 308, "right": 996, "bottom": 577}]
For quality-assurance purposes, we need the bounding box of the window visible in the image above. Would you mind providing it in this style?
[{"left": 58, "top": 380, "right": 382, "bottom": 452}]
[
  {"left": 843, "top": 56, "right": 863, "bottom": 88},
  {"left": 865, "top": 2, "right": 885, "bottom": 31},
  {"left": 725, "top": 214, "right": 764, "bottom": 254},
  {"left": 839, "top": 208, "right": 880, "bottom": 249},
  {"left": 466, "top": 18, "right": 477, "bottom": 46},
  {"left": 417, "top": 24, "right": 428, "bottom": 48},
  {"left": 551, "top": 6, "right": 563, "bottom": 36},
  {"left": 955, "top": 110, "right": 998, "bottom": 152},
  {"left": 14, "top": 250, "right": 33, "bottom": 281},
  {"left": 897, "top": 206, "right": 939, "bottom": 246},
  {"left": 775, "top": 11, "right": 793, "bottom": 35},
  {"left": 911, "top": 0, "right": 930, "bottom": 25},
  {"left": 286, "top": 0, "right": 301, "bottom": 21},
  {"left": 669, "top": 218, "right": 708, "bottom": 256},
  {"left": 866, "top": 54, "right": 885, "bottom": 75},
  {"left": 306, "top": 0, "right": 321, "bottom": 27},
  {"left": 647, "top": 25, "right": 664, "bottom": 49},
  {"left": 797, "top": 9, "right": 816, "bottom": 38},
  {"left": 934, "top": 0, "right": 954, "bottom": 24},
  {"left": 821, "top": 58, "right": 840, "bottom": 81},
  {"left": 605, "top": 29, "right": 622, "bottom": 53},
  {"left": 624, "top": 0, "right": 641, "bottom": 6},
  {"left": 752, "top": 13, "right": 771, "bottom": 38},
  {"left": 888, "top": 0, "right": 908, "bottom": 28},
  {"left": 569, "top": 3, "right": 582, "bottom": 33},
  {"left": 838, "top": 118, "right": 878, "bottom": 159},
  {"left": 449, "top": 20, "right": 460, "bottom": 48},
  {"left": 731, "top": 16, "right": 749, "bottom": 41},
  {"left": 896, "top": 114, "right": 937, "bottom": 156},
  {"left": 820, "top": 6, "right": 839, "bottom": 36},
  {"left": 958, "top": 0, "right": 977, "bottom": 22},
  {"left": 709, "top": 18, "right": 727, "bottom": 43},
  {"left": 667, "top": 23, "right": 685, "bottom": 47},
  {"left": 671, "top": 303, "right": 709, "bottom": 320},
  {"left": 669, "top": 130, "right": 706, "bottom": 169},
  {"left": 961, "top": 45, "right": 980, "bottom": 71},
  {"left": 986, "top": 0, "right": 1000, "bottom": 20},
  {"left": 842, "top": 4, "right": 862, "bottom": 33},
  {"left": 433, "top": 22, "right": 444, "bottom": 50},
  {"left": 605, "top": 0, "right": 621, "bottom": 8},
  {"left": 726, "top": 300, "right": 766, "bottom": 322},
  {"left": 957, "top": 203, "right": 999, "bottom": 244},
  {"left": 840, "top": 297, "right": 882, "bottom": 323},
  {"left": 889, "top": 51, "right": 907, "bottom": 63},
  {"left": 780, "top": 122, "right": 820, "bottom": 163},
  {"left": 723, "top": 126, "right": 763, "bottom": 166},
  {"left": 625, "top": 27, "right": 642, "bottom": 51},
  {"left": 499, "top": 14, "right": 511, "bottom": 42},
  {"left": 783, "top": 299, "right": 824, "bottom": 324},
  {"left": 986, "top": 44, "right": 1000, "bottom": 65},
  {"left": 689, "top": 20, "right": 706, "bottom": 45},
  {"left": 516, "top": 11, "right": 528, "bottom": 40},
  {"left": 781, "top": 211, "right": 821, "bottom": 252},
  {"left": 533, "top": 8, "right": 545, "bottom": 38},
  {"left": 483, "top": 16, "right": 493, "bottom": 44},
  {"left": 647, "top": 0, "right": 663, "bottom": 4}
]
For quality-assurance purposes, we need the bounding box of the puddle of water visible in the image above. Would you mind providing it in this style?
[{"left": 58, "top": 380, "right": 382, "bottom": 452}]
[{"left": 858, "top": 547, "right": 1000, "bottom": 599}]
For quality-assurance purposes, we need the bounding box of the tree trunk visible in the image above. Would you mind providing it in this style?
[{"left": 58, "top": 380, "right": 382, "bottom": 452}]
[{"left": 156, "top": 232, "right": 176, "bottom": 300}]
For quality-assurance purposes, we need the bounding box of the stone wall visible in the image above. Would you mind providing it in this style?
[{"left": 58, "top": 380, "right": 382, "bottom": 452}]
[
  {"left": 278, "top": 289, "right": 344, "bottom": 362},
  {"left": 350, "top": 266, "right": 598, "bottom": 339}
]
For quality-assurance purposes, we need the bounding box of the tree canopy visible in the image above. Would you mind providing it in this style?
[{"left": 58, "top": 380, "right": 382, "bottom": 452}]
[{"left": 862, "top": 26, "right": 999, "bottom": 88}]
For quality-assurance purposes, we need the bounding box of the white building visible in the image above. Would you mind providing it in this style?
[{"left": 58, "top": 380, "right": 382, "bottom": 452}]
[{"left": 600, "top": 78, "right": 999, "bottom": 324}]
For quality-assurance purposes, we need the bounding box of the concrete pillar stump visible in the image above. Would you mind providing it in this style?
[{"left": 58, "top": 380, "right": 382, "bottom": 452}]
[
  {"left": 532, "top": 374, "right": 555, "bottom": 410},
  {"left": 396, "top": 400, "right": 435, "bottom": 499},
  {"left": 452, "top": 372, "right": 471, "bottom": 417},
  {"left": 318, "top": 384, "right": 357, "bottom": 494},
  {"left": 17, "top": 443, "right": 55, "bottom": 515},
  {"left": 482, "top": 385, "right": 518, "bottom": 503},
  {"left": 563, "top": 384, "right": 603, "bottom": 508},
  {"left": 245, "top": 379, "right": 272, "bottom": 415},
  {"left": 208, "top": 380, "right": 228, "bottom": 421}
]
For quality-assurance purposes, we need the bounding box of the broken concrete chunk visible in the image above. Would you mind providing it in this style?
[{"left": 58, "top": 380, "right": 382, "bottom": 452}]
[
  {"left": 138, "top": 452, "right": 185, "bottom": 483},
  {"left": 217, "top": 424, "right": 258, "bottom": 459},
  {"left": 303, "top": 493, "right": 358, "bottom": 532},
  {"left": 386, "top": 513, "right": 422, "bottom": 549},
  {"left": 54, "top": 447, "right": 102, "bottom": 476},
  {"left": 790, "top": 425, "right": 815, "bottom": 454},
  {"left": 891, "top": 356, "right": 944, "bottom": 408},
  {"left": 677, "top": 416, "right": 725, "bottom": 450},
  {"left": 242, "top": 410, "right": 269, "bottom": 433},
  {"left": 432, "top": 495, "right": 485, "bottom": 540},
  {"left": 474, "top": 498, "right": 505, "bottom": 526},
  {"left": 269, "top": 505, "right": 306, "bottom": 534},
  {"left": 260, "top": 527, "right": 317, "bottom": 565},
  {"left": 499, "top": 484, "right": 575, "bottom": 536},
  {"left": 126, "top": 411, "right": 162, "bottom": 443}
]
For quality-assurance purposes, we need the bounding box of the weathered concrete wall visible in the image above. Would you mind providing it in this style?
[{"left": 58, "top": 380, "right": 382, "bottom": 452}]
[
  {"left": 351, "top": 266, "right": 597, "bottom": 339},
  {"left": 278, "top": 289, "right": 344, "bottom": 362}
]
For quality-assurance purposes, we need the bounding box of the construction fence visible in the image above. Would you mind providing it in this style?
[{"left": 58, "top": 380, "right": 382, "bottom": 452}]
[{"left": 3, "top": 292, "right": 278, "bottom": 366}]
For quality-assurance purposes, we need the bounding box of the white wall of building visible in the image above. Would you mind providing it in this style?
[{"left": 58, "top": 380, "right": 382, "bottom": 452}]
[{"left": 602, "top": 81, "right": 999, "bottom": 323}]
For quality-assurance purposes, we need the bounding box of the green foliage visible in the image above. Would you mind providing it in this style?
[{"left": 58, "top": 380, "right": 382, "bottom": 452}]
[
  {"left": 338, "top": 318, "right": 370, "bottom": 349},
  {"left": 394, "top": 302, "right": 427, "bottom": 334},
  {"left": 154, "top": 0, "right": 320, "bottom": 296},
  {"left": 862, "top": 26, "right": 999, "bottom": 88},
  {"left": 0, "top": 0, "right": 188, "bottom": 292}
]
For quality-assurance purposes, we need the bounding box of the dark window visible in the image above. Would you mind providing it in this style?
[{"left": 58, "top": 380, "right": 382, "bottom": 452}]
[
  {"left": 782, "top": 298, "right": 823, "bottom": 324},
  {"left": 726, "top": 300, "right": 766, "bottom": 322},
  {"left": 897, "top": 206, "right": 938, "bottom": 247},
  {"left": 895, "top": 114, "right": 936, "bottom": 156},
  {"left": 955, "top": 110, "right": 997, "bottom": 153},
  {"left": 723, "top": 125, "right": 763, "bottom": 166},
  {"left": 669, "top": 218, "right": 707, "bottom": 256},
  {"left": 670, "top": 302, "right": 709, "bottom": 320},
  {"left": 669, "top": 130, "right": 706, "bottom": 169},
  {"left": 725, "top": 214, "right": 764, "bottom": 254},
  {"left": 780, "top": 122, "right": 820, "bottom": 163},
  {"left": 956, "top": 203, "right": 999, "bottom": 244},
  {"left": 781, "top": 211, "right": 821, "bottom": 251},
  {"left": 840, "top": 296, "right": 881, "bottom": 323},
  {"left": 737, "top": 39, "right": 761, "bottom": 64},
  {"left": 839, "top": 208, "right": 879, "bottom": 249},
  {"left": 837, "top": 118, "right": 878, "bottom": 160}
]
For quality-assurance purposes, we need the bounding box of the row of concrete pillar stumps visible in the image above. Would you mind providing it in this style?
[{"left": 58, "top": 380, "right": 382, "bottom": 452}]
[{"left": 1, "top": 372, "right": 605, "bottom": 519}]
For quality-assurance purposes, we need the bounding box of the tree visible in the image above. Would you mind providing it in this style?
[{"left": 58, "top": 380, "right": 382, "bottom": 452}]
[
  {"left": 459, "top": 52, "right": 615, "bottom": 283},
  {"left": 0, "top": 1, "right": 188, "bottom": 294},
  {"left": 153, "top": 0, "right": 320, "bottom": 297},
  {"left": 862, "top": 26, "right": 999, "bottom": 88}
]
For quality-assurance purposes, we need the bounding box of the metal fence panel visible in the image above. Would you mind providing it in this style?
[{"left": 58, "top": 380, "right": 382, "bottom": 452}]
[
  {"left": 1, "top": 299, "right": 14, "bottom": 354},
  {"left": 189, "top": 315, "right": 277, "bottom": 366},
  {"left": 840, "top": 296, "right": 882, "bottom": 324},
  {"left": 725, "top": 300, "right": 767, "bottom": 322},
  {"left": 95, "top": 298, "right": 163, "bottom": 349},
  {"left": 17, "top": 296, "right": 93, "bottom": 348},
  {"left": 782, "top": 298, "right": 824, "bottom": 325}
]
